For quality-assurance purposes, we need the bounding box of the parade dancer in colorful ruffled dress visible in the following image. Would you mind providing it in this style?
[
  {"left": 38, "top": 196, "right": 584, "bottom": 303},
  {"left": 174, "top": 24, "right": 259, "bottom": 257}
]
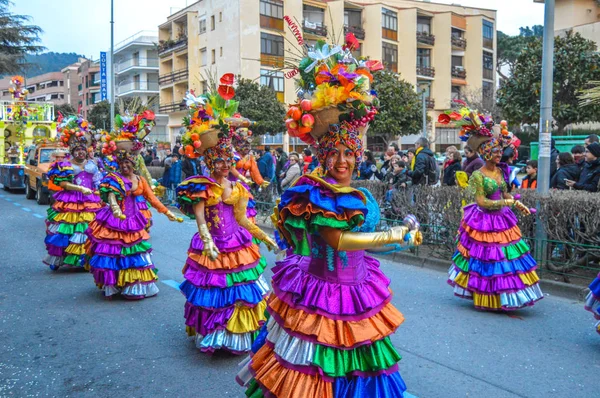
[
  {"left": 44, "top": 116, "right": 102, "bottom": 271},
  {"left": 87, "top": 112, "right": 182, "bottom": 299},
  {"left": 440, "top": 104, "right": 543, "bottom": 311},
  {"left": 584, "top": 274, "right": 600, "bottom": 334},
  {"left": 176, "top": 77, "right": 277, "bottom": 354}
]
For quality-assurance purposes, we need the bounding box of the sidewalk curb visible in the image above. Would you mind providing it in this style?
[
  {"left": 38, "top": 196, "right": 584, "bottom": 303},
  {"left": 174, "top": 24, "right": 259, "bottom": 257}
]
[{"left": 255, "top": 220, "right": 589, "bottom": 302}]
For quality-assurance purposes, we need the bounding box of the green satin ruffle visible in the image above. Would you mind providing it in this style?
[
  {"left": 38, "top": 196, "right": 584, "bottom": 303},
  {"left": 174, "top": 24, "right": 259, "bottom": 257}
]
[
  {"left": 227, "top": 256, "right": 267, "bottom": 287},
  {"left": 121, "top": 241, "right": 152, "bottom": 256},
  {"left": 283, "top": 213, "right": 359, "bottom": 256},
  {"left": 51, "top": 221, "right": 88, "bottom": 235}
]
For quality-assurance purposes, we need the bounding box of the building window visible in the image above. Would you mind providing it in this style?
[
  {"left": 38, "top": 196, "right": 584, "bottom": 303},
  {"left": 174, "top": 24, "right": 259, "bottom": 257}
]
[
  {"left": 260, "top": 32, "right": 284, "bottom": 56},
  {"left": 211, "top": 49, "right": 216, "bottom": 64},
  {"left": 417, "top": 49, "right": 431, "bottom": 67},
  {"left": 199, "top": 17, "right": 207, "bottom": 34},
  {"left": 211, "top": 15, "right": 215, "bottom": 31},
  {"left": 220, "top": 47, "right": 223, "bottom": 57},
  {"left": 219, "top": 12, "right": 222, "bottom": 22},
  {"left": 451, "top": 86, "right": 461, "bottom": 100},
  {"left": 382, "top": 42, "right": 397, "bottom": 71},
  {"left": 304, "top": 5, "right": 324, "bottom": 25},
  {"left": 382, "top": 8, "right": 397, "bottom": 31},
  {"left": 451, "top": 56, "right": 463, "bottom": 68},
  {"left": 417, "top": 16, "right": 431, "bottom": 34},
  {"left": 201, "top": 81, "right": 208, "bottom": 94},
  {"left": 483, "top": 20, "right": 494, "bottom": 40},
  {"left": 260, "top": 69, "right": 284, "bottom": 93},
  {"left": 200, "top": 47, "right": 207, "bottom": 66},
  {"left": 260, "top": 0, "right": 283, "bottom": 19},
  {"left": 483, "top": 52, "right": 494, "bottom": 80}
]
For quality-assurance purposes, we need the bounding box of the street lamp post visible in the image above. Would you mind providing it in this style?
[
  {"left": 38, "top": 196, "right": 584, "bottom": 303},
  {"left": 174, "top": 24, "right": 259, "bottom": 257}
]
[
  {"left": 419, "top": 84, "right": 429, "bottom": 138},
  {"left": 110, "top": 0, "right": 115, "bottom": 131},
  {"left": 535, "top": 0, "right": 555, "bottom": 264}
]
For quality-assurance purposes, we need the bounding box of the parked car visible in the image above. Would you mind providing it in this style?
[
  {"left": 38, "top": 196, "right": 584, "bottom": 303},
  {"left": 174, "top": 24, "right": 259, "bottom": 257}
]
[{"left": 24, "top": 144, "right": 58, "bottom": 205}]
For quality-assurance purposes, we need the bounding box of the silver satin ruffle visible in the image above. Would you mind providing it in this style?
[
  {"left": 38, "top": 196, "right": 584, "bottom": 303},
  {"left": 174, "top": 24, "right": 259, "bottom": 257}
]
[
  {"left": 585, "top": 291, "right": 600, "bottom": 314},
  {"left": 69, "top": 233, "right": 88, "bottom": 244},
  {"left": 121, "top": 282, "right": 159, "bottom": 297},
  {"left": 43, "top": 255, "right": 64, "bottom": 266},
  {"left": 197, "top": 329, "right": 253, "bottom": 352},
  {"left": 500, "top": 284, "right": 543, "bottom": 308},
  {"left": 255, "top": 276, "right": 270, "bottom": 296},
  {"left": 236, "top": 356, "right": 253, "bottom": 387},
  {"left": 266, "top": 318, "right": 315, "bottom": 366}
]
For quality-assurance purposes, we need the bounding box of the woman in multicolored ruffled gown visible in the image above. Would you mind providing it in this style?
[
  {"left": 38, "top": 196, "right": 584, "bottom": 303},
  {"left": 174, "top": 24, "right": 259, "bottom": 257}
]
[
  {"left": 87, "top": 149, "right": 181, "bottom": 299},
  {"left": 584, "top": 274, "right": 600, "bottom": 334},
  {"left": 44, "top": 118, "right": 102, "bottom": 271},
  {"left": 176, "top": 131, "right": 277, "bottom": 354},
  {"left": 237, "top": 123, "right": 421, "bottom": 397},
  {"left": 441, "top": 108, "right": 543, "bottom": 310}
]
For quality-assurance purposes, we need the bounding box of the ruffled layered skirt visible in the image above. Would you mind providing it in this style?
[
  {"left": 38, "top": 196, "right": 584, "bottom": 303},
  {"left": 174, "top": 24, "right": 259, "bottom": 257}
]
[
  {"left": 237, "top": 253, "right": 407, "bottom": 398},
  {"left": 44, "top": 190, "right": 101, "bottom": 270},
  {"left": 584, "top": 273, "right": 600, "bottom": 334},
  {"left": 86, "top": 206, "right": 159, "bottom": 299},
  {"left": 448, "top": 204, "right": 543, "bottom": 310},
  {"left": 180, "top": 227, "right": 268, "bottom": 354}
]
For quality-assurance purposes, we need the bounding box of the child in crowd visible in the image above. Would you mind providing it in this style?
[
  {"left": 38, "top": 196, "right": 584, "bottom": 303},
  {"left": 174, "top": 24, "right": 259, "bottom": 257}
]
[{"left": 521, "top": 160, "right": 538, "bottom": 189}]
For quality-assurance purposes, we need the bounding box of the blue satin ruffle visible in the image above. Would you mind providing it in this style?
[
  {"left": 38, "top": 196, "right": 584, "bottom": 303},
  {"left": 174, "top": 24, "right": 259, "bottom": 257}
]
[
  {"left": 45, "top": 233, "right": 69, "bottom": 247},
  {"left": 457, "top": 252, "right": 537, "bottom": 277},
  {"left": 333, "top": 371, "right": 407, "bottom": 398},
  {"left": 590, "top": 275, "right": 600, "bottom": 296},
  {"left": 179, "top": 280, "right": 265, "bottom": 308},
  {"left": 89, "top": 252, "right": 152, "bottom": 270},
  {"left": 279, "top": 183, "right": 367, "bottom": 217}
]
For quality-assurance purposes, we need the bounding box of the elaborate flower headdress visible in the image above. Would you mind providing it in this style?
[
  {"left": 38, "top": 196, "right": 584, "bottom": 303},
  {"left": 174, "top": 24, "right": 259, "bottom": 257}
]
[
  {"left": 101, "top": 110, "right": 155, "bottom": 156},
  {"left": 56, "top": 114, "right": 92, "bottom": 152},
  {"left": 114, "top": 149, "right": 137, "bottom": 165},
  {"left": 283, "top": 28, "right": 382, "bottom": 144}
]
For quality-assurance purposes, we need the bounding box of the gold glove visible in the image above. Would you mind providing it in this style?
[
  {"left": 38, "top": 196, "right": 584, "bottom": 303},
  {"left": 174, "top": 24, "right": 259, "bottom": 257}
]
[
  {"left": 165, "top": 210, "right": 184, "bottom": 222},
  {"left": 238, "top": 175, "right": 252, "bottom": 185},
  {"left": 64, "top": 182, "right": 92, "bottom": 196},
  {"left": 107, "top": 194, "right": 126, "bottom": 220},
  {"left": 260, "top": 181, "right": 270, "bottom": 188},
  {"left": 337, "top": 226, "right": 410, "bottom": 251},
  {"left": 199, "top": 223, "right": 220, "bottom": 260},
  {"left": 514, "top": 200, "right": 531, "bottom": 216}
]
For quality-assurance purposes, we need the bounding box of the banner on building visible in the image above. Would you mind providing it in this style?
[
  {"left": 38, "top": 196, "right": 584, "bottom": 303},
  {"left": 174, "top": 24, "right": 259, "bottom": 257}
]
[{"left": 100, "top": 52, "right": 108, "bottom": 101}]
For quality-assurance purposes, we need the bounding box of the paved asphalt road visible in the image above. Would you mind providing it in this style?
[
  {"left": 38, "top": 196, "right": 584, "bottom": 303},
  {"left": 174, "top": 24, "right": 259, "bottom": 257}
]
[{"left": 0, "top": 186, "right": 598, "bottom": 398}]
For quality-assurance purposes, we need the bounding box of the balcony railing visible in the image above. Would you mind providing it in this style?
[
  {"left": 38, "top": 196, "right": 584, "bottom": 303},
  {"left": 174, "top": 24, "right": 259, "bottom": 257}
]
[
  {"left": 451, "top": 67, "right": 467, "bottom": 79},
  {"left": 116, "top": 58, "right": 159, "bottom": 72},
  {"left": 344, "top": 25, "right": 365, "bottom": 40},
  {"left": 426, "top": 98, "right": 435, "bottom": 109},
  {"left": 158, "top": 37, "right": 188, "bottom": 57},
  {"left": 382, "top": 28, "right": 397, "bottom": 41},
  {"left": 260, "top": 54, "right": 284, "bottom": 68},
  {"left": 483, "top": 68, "right": 494, "bottom": 80},
  {"left": 483, "top": 37, "right": 494, "bottom": 50},
  {"left": 303, "top": 20, "right": 327, "bottom": 37},
  {"left": 158, "top": 69, "right": 189, "bottom": 85},
  {"left": 451, "top": 36, "right": 467, "bottom": 50},
  {"left": 117, "top": 81, "right": 159, "bottom": 95},
  {"left": 416, "top": 32, "right": 435, "bottom": 46},
  {"left": 0, "top": 100, "right": 54, "bottom": 123},
  {"left": 417, "top": 66, "right": 435, "bottom": 77},
  {"left": 260, "top": 15, "right": 284, "bottom": 31},
  {"left": 158, "top": 101, "right": 186, "bottom": 114}
]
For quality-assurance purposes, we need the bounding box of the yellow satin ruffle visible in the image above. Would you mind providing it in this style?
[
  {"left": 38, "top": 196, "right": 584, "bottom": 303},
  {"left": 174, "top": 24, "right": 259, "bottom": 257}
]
[
  {"left": 65, "top": 243, "right": 86, "bottom": 255},
  {"left": 473, "top": 293, "right": 502, "bottom": 309},
  {"left": 226, "top": 299, "right": 267, "bottom": 334},
  {"left": 52, "top": 211, "right": 95, "bottom": 223},
  {"left": 117, "top": 268, "right": 157, "bottom": 286}
]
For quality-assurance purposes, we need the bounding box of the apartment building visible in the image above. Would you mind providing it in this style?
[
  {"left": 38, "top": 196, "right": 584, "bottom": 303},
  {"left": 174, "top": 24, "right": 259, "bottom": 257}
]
[
  {"left": 0, "top": 71, "right": 73, "bottom": 104},
  {"left": 114, "top": 30, "right": 167, "bottom": 141},
  {"left": 157, "top": 0, "right": 497, "bottom": 151},
  {"left": 77, "top": 59, "right": 101, "bottom": 120}
]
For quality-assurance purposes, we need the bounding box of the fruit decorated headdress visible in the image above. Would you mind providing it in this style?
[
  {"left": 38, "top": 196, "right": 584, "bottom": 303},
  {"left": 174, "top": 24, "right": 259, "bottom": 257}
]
[
  {"left": 100, "top": 110, "right": 156, "bottom": 160},
  {"left": 180, "top": 73, "right": 252, "bottom": 171},
  {"left": 56, "top": 114, "right": 92, "bottom": 153},
  {"left": 283, "top": 26, "right": 382, "bottom": 145},
  {"left": 437, "top": 100, "right": 501, "bottom": 161}
]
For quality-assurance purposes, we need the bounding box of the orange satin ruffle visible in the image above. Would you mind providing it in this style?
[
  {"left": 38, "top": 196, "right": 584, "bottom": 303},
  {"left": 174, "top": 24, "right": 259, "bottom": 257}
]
[
  {"left": 53, "top": 201, "right": 103, "bottom": 212},
  {"left": 268, "top": 296, "right": 404, "bottom": 348},
  {"left": 186, "top": 244, "right": 261, "bottom": 271},
  {"left": 251, "top": 344, "right": 333, "bottom": 398},
  {"left": 87, "top": 221, "right": 149, "bottom": 244},
  {"left": 462, "top": 223, "right": 521, "bottom": 244}
]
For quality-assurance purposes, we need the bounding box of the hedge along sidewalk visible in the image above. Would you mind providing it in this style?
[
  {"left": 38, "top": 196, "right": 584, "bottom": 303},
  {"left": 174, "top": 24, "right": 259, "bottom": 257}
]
[{"left": 253, "top": 218, "right": 591, "bottom": 303}]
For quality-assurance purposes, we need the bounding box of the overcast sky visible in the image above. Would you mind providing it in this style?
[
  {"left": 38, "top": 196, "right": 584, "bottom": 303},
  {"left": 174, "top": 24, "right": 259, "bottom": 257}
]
[{"left": 12, "top": 0, "right": 545, "bottom": 58}]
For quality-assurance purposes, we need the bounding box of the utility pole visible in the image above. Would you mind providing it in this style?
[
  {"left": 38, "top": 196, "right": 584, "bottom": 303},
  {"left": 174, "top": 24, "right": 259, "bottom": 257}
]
[
  {"left": 421, "top": 87, "right": 427, "bottom": 138},
  {"left": 535, "top": 0, "right": 555, "bottom": 262},
  {"left": 110, "top": 0, "right": 115, "bottom": 131}
]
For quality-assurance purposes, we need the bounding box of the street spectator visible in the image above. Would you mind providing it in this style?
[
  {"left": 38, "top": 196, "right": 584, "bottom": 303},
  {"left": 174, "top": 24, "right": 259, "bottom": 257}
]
[
  {"left": 551, "top": 152, "right": 580, "bottom": 190},
  {"left": 550, "top": 138, "right": 559, "bottom": 177},
  {"left": 168, "top": 154, "right": 182, "bottom": 200},
  {"left": 161, "top": 153, "right": 174, "bottom": 186},
  {"left": 280, "top": 152, "right": 301, "bottom": 190},
  {"left": 302, "top": 148, "right": 313, "bottom": 174},
  {"left": 407, "top": 148, "right": 416, "bottom": 169},
  {"left": 307, "top": 156, "right": 319, "bottom": 173},
  {"left": 199, "top": 157, "right": 210, "bottom": 177},
  {"left": 462, "top": 145, "right": 485, "bottom": 177},
  {"left": 409, "top": 138, "right": 437, "bottom": 185},
  {"left": 143, "top": 150, "right": 153, "bottom": 166},
  {"left": 384, "top": 161, "right": 410, "bottom": 202},
  {"left": 173, "top": 140, "right": 182, "bottom": 158},
  {"left": 358, "top": 150, "right": 378, "bottom": 180},
  {"left": 565, "top": 142, "right": 600, "bottom": 192},
  {"left": 443, "top": 151, "right": 462, "bottom": 186},
  {"left": 182, "top": 155, "right": 201, "bottom": 179},
  {"left": 400, "top": 152, "right": 409, "bottom": 163},
  {"left": 389, "top": 142, "right": 399, "bottom": 155},
  {"left": 258, "top": 145, "right": 274, "bottom": 182},
  {"left": 379, "top": 146, "right": 395, "bottom": 176},
  {"left": 275, "top": 147, "right": 289, "bottom": 194},
  {"left": 571, "top": 145, "right": 586, "bottom": 171},
  {"left": 161, "top": 148, "right": 172, "bottom": 166},
  {"left": 585, "top": 134, "right": 599, "bottom": 147},
  {"left": 521, "top": 160, "right": 538, "bottom": 189},
  {"left": 442, "top": 146, "right": 458, "bottom": 184}
]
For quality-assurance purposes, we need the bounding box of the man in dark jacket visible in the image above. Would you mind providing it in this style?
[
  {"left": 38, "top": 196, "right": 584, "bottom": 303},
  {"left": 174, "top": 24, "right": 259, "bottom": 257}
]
[
  {"left": 442, "top": 151, "right": 462, "bottom": 186},
  {"left": 258, "top": 145, "right": 274, "bottom": 181},
  {"left": 566, "top": 142, "right": 600, "bottom": 192},
  {"left": 551, "top": 152, "right": 581, "bottom": 190},
  {"left": 550, "top": 138, "right": 560, "bottom": 178},
  {"left": 410, "top": 137, "right": 437, "bottom": 185},
  {"left": 182, "top": 155, "right": 201, "bottom": 179},
  {"left": 572, "top": 145, "right": 586, "bottom": 171},
  {"left": 462, "top": 145, "right": 484, "bottom": 177},
  {"left": 275, "top": 147, "right": 288, "bottom": 193}
]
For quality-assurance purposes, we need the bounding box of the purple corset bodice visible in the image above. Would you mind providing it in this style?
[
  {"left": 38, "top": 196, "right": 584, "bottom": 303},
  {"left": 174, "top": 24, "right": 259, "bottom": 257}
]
[
  {"left": 205, "top": 201, "right": 241, "bottom": 237},
  {"left": 303, "top": 235, "right": 367, "bottom": 285}
]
